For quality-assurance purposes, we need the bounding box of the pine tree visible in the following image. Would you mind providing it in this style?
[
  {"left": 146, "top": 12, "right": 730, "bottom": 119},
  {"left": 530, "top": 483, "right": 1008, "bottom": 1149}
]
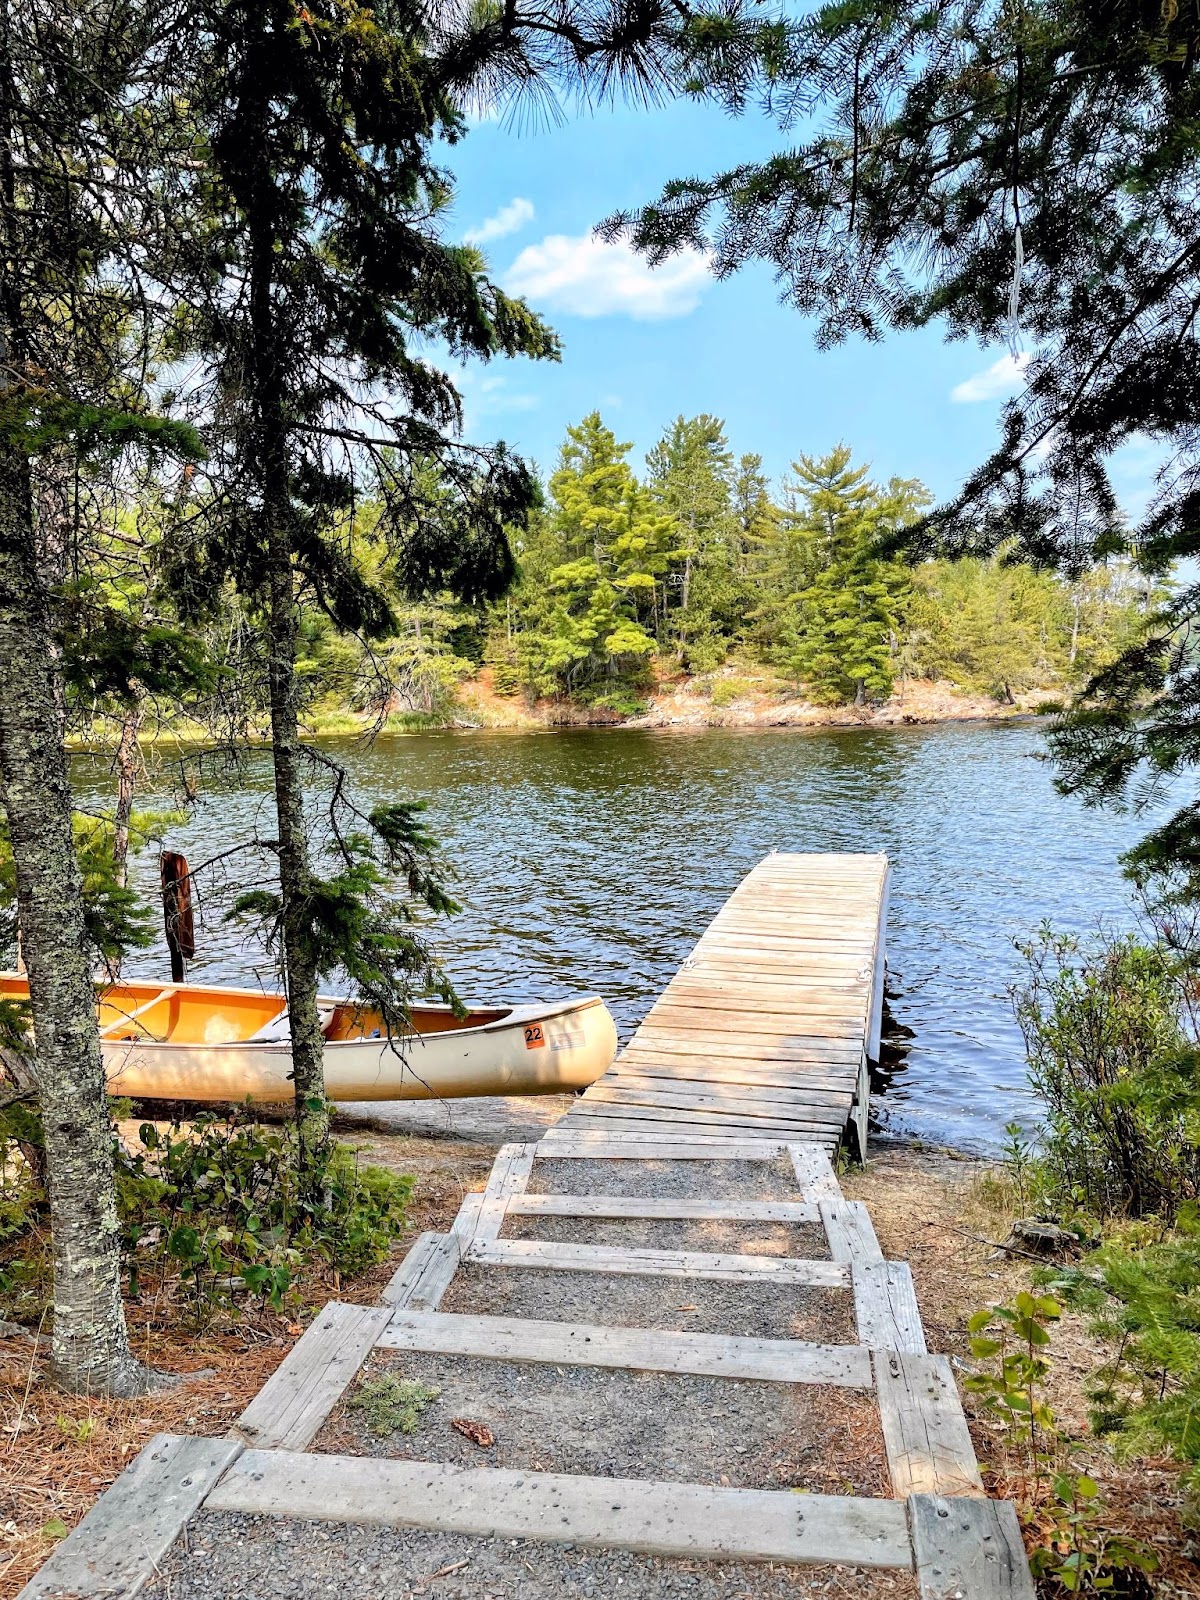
[
  {"left": 772, "top": 449, "right": 911, "bottom": 705},
  {"left": 646, "top": 415, "right": 745, "bottom": 670},
  {"left": 520, "top": 414, "right": 667, "bottom": 696},
  {"left": 165, "top": 0, "right": 562, "bottom": 1182}
]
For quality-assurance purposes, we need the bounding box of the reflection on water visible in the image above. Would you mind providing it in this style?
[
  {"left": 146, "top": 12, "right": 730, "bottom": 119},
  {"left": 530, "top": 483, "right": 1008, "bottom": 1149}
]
[{"left": 72, "top": 721, "right": 1162, "bottom": 1152}]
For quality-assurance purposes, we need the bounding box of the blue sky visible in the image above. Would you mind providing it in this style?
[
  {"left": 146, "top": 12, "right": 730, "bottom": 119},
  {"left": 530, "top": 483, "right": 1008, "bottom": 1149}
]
[{"left": 441, "top": 94, "right": 1161, "bottom": 516}]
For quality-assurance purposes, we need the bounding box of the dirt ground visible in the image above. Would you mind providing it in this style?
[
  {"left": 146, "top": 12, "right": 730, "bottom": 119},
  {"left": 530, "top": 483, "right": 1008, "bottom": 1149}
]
[{"left": 4, "top": 1128, "right": 1199, "bottom": 1599}]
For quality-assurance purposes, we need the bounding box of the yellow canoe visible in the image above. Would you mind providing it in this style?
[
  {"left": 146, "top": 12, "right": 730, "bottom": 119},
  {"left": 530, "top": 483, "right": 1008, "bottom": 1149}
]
[{"left": 0, "top": 975, "right": 618, "bottom": 1103}]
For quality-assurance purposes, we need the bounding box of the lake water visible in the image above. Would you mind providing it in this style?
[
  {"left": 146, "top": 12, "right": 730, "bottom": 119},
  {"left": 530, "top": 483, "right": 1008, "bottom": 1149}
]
[{"left": 76, "top": 721, "right": 1162, "bottom": 1152}]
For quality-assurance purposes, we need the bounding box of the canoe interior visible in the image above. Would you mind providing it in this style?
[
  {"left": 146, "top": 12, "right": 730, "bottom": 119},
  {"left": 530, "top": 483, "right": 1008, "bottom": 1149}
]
[{"left": 0, "top": 976, "right": 512, "bottom": 1047}]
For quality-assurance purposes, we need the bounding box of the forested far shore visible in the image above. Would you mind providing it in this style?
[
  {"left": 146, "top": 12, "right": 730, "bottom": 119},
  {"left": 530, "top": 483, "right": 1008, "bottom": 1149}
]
[
  {"left": 262, "top": 414, "right": 1151, "bottom": 735},
  {"left": 84, "top": 412, "right": 1153, "bottom": 748}
]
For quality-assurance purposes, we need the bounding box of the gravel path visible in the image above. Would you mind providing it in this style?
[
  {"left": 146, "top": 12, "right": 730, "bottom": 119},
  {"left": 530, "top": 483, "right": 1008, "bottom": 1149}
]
[
  {"left": 144, "top": 1514, "right": 919, "bottom": 1600},
  {"left": 526, "top": 1157, "right": 803, "bottom": 1201},
  {"left": 503, "top": 1216, "right": 831, "bottom": 1257},
  {"left": 315, "top": 1352, "right": 886, "bottom": 1495},
  {"left": 440, "top": 1263, "right": 857, "bottom": 1343}
]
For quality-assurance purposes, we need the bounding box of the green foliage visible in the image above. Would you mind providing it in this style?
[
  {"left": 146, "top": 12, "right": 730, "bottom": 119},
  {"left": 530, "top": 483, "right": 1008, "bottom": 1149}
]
[
  {"left": 1051, "top": 1208, "right": 1200, "bottom": 1516},
  {"left": 769, "top": 449, "right": 913, "bottom": 705},
  {"left": 116, "top": 1112, "right": 412, "bottom": 1313},
  {"left": 228, "top": 798, "right": 463, "bottom": 1039},
  {"left": 612, "top": 0, "right": 1200, "bottom": 891},
  {"left": 1013, "top": 926, "right": 1200, "bottom": 1220},
  {"left": 966, "top": 1293, "right": 1157, "bottom": 1594},
  {"left": 348, "top": 1373, "right": 441, "bottom": 1436},
  {"left": 0, "top": 809, "right": 172, "bottom": 974},
  {"left": 1, "top": 1102, "right": 413, "bottom": 1324},
  {"left": 512, "top": 413, "right": 665, "bottom": 697},
  {"left": 467, "top": 417, "right": 1146, "bottom": 718}
]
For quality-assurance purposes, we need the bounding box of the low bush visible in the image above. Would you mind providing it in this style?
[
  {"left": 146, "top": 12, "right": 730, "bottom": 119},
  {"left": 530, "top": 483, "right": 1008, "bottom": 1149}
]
[
  {"left": 0, "top": 1102, "right": 411, "bottom": 1325},
  {"left": 1012, "top": 927, "right": 1200, "bottom": 1220},
  {"left": 967, "top": 1291, "right": 1157, "bottom": 1596},
  {"left": 1048, "top": 1207, "right": 1200, "bottom": 1521}
]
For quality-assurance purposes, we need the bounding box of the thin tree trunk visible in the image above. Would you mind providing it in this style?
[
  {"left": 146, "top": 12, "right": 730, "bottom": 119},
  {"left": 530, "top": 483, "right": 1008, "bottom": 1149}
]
[
  {"left": 0, "top": 440, "right": 146, "bottom": 1393},
  {"left": 265, "top": 517, "right": 329, "bottom": 1183},
  {"left": 112, "top": 691, "right": 142, "bottom": 890},
  {"left": 248, "top": 195, "right": 329, "bottom": 1188}
]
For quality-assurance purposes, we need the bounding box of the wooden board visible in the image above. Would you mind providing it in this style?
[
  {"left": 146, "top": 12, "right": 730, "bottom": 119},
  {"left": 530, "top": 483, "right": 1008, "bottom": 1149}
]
[
  {"left": 587, "top": 1081, "right": 854, "bottom": 1117},
  {"left": 820, "top": 1199, "right": 884, "bottom": 1263},
  {"left": 875, "top": 1352, "right": 984, "bottom": 1498},
  {"left": 788, "top": 1143, "right": 843, "bottom": 1201},
  {"left": 17, "top": 1433, "right": 242, "bottom": 1600},
  {"left": 612, "top": 1060, "right": 860, "bottom": 1094},
  {"left": 466, "top": 1236, "right": 852, "bottom": 1286},
  {"left": 208, "top": 1450, "right": 914, "bottom": 1570},
  {"left": 475, "top": 1141, "right": 537, "bottom": 1241},
  {"left": 235, "top": 1301, "right": 391, "bottom": 1452},
  {"left": 450, "top": 1190, "right": 486, "bottom": 1243},
  {"left": 562, "top": 1112, "right": 828, "bottom": 1141},
  {"left": 909, "top": 1495, "right": 1035, "bottom": 1600},
  {"left": 853, "top": 1261, "right": 927, "bottom": 1353},
  {"left": 508, "top": 1194, "right": 821, "bottom": 1222},
  {"left": 381, "top": 1231, "right": 461, "bottom": 1310},
  {"left": 536, "top": 1134, "right": 788, "bottom": 1159},
  {"left": 379, "top": 1310, "right": 874, "bottom": 1386},
  {"left": 564, "top": 1103, "right": 848, "bottom": 1137}
]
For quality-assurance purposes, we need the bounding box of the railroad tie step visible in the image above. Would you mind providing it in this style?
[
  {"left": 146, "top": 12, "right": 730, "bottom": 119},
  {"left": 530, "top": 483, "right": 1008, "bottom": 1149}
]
[{"left": 206, "top": 1450, "right": 915, "bottom": 1570}]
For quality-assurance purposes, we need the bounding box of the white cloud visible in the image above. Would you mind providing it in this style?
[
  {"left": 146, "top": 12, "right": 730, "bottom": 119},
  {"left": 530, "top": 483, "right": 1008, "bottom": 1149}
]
[
  {"left": 503, "top": 234, "right": 712, "bottom": 320},
  {"left": 464, "top": 198, "right": 535, "bottom": 247},
  {"left": 950, "top": 351, "right": 1030, "bottom": 404}
]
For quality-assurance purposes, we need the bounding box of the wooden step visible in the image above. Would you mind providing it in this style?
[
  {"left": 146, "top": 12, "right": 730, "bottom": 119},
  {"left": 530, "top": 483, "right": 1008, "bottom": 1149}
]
[
  {"left": 378, "top": 1309, "right": 873, "bottom": 1386},
  {"left": 507, "top": 1193, "right": 820, "bottom": 1222},
  {"left": 465, "top": 1236, "right": 852, "bottom": 1286},
  {"left": 207, "top": 1450, "right": 915, "bottom": 1569}
]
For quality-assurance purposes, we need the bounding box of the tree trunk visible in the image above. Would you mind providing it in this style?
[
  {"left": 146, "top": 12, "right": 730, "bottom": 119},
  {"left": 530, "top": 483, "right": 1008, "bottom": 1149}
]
[
  {"left": 266, "top": 523, "right": 329, "bottom": 1182},
  {"left": 0, "top": 441, "right": 147, "bottom": 1393},
  {"left": 112, "top": 692, "right": 142, "bottom": 890},
  {"left": 248, "top": 203, "right": 329, "bottom": 1189}
]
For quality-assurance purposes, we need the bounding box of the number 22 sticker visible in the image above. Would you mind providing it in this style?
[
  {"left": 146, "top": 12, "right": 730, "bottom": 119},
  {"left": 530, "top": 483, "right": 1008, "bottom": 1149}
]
[{"left": 523, "top": 1024, "right": 546, "bottom": 1050}]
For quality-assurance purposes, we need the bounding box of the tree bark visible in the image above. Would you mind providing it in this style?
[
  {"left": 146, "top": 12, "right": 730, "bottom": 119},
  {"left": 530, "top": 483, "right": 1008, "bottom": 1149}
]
[
  {"left": 266, "top": 514, "right": 330, "bottom": 1182},
  {"left": 0, "top": 440, "right": 146, "bottom": 1393},
  {"left": 112, "top": 691, "right": 142, "bottom": 890},
  {"left": 247, "top": 189, "right": 330, "bottom": 1188}
]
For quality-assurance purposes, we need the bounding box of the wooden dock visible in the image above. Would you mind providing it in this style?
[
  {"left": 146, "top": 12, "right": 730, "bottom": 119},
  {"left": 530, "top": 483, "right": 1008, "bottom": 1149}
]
[
  {"left": 19, "top": 853, "right": 1035, "bottom": 1600},
  {"left": 544, "top": 851, "right": 891, "bottom": 1159}
]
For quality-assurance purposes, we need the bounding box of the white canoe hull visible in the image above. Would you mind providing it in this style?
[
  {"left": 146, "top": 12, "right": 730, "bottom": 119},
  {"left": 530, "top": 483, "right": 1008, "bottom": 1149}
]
[{"left": 100, "top": 992, "right": 618, "bottom": 1104}]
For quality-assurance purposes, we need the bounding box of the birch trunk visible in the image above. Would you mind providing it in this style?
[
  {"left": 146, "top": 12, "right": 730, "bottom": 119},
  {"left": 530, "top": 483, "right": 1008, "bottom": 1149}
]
[{"left": 0, "top": 440, "right": 146, "bottom": 1394}]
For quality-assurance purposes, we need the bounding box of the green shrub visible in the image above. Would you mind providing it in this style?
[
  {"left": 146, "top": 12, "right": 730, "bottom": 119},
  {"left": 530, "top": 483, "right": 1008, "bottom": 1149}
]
[
  {"left": 966, "top": 1291, "right": 1158, "bottom": 1595},
  {"left": 710, "top": 677, "right": 755, "bottom": 708},
  {"left": 115, "top": 1109, "right": 411, "bottom": 1315},
  {"left": 1050, "top": 1206, "right": 1200, "bottom": 1518},
  {"left": 1013, "top": 926, "right": 1200, "bottom": 1219}
]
